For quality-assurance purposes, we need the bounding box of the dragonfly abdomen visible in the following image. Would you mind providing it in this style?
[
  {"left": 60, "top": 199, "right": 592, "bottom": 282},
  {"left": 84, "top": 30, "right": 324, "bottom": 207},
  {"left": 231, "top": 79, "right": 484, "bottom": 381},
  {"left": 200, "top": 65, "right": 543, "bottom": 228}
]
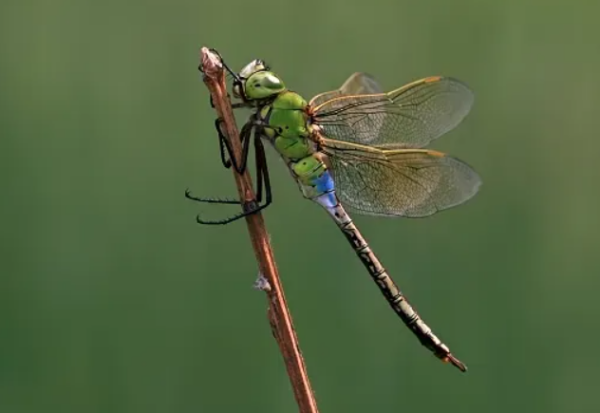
[{"left": 315, "top": 195, "right": 467, "bottom": 372}]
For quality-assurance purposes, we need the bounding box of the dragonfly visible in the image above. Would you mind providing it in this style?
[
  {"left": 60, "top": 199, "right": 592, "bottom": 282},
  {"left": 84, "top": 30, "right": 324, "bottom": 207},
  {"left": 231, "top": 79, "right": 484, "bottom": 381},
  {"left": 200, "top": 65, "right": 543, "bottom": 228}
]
[{"left": 187, "top": 51, "right": 481, "bottom": 372}]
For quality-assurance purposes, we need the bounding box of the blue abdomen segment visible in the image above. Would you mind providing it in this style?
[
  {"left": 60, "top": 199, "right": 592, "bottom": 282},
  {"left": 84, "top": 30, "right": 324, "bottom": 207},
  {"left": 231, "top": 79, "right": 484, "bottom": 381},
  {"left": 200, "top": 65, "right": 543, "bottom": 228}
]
[
  {"left": 314, "top": 170, "right": 334, "bottom": 193},
  {"left": 312, "top": 170, "right": 337, "bottom": 207}
]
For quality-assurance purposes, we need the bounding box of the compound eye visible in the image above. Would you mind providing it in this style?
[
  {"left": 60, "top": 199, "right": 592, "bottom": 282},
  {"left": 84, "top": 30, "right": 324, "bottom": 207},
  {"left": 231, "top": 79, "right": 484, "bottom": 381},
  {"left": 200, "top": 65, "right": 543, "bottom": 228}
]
[
  {"left": 260, "top": 73, "right": 283, "bottom": 91},
  {"left": 244, "top": 71, "right": 285, "bottom": 100}
]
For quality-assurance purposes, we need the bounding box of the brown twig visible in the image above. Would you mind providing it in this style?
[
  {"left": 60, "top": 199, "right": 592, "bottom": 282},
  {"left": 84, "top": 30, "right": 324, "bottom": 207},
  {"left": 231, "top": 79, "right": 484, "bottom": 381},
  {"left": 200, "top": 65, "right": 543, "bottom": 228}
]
[{"left": 199, "top": 47, "right": 319, "bottom": 413}]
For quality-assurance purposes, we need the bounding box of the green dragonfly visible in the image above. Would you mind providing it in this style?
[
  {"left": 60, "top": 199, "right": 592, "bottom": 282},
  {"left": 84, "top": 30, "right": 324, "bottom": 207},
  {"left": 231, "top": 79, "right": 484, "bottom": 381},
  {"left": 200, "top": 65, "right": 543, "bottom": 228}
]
[{"left": 187, "top": 52, "right": 481, "bottom": 372}]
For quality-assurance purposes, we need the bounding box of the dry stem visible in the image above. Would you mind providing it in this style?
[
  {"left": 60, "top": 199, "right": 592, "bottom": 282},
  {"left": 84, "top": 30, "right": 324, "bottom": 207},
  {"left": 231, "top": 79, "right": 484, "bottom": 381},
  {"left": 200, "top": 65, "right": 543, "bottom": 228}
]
[{"left": 199, "top": 47, "right": 319, "bottom": 413}]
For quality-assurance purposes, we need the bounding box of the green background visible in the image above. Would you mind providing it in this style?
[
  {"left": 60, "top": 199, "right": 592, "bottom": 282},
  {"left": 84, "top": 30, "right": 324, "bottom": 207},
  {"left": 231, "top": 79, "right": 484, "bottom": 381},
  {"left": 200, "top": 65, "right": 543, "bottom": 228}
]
[{"left": 2, "top": 0, "right": 599, "bottom": 412}]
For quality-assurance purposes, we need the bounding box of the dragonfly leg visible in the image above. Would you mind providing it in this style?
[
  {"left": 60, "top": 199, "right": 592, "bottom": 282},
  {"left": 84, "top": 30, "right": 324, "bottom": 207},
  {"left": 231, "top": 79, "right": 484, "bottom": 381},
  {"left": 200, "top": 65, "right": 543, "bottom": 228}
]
[
  {"left": 215, "top": 118, "right": 232, "bottom": 169},
  {"left": 186, "top": 121, "right": 257, "bottom": 223},
  {"left": 185, "top": 120, "right": 250, "bottom": 205},
  {"left": 252, "top": 129, "right": 272, "bottom": 205},
  {"left": 217, "top": 118, "right": 253, "bottom": 174},
  {"left": 195, "top": 200, "right": 260, "bottom": 225},
  {"left": 195, "top": 133, "right": 272, "bottom": 225},
  {"left": 210, "top": 92, "right": 247, "bottom": 110},
  {"left": 184, "top": 189, "right": 240, "bottom": 205}
]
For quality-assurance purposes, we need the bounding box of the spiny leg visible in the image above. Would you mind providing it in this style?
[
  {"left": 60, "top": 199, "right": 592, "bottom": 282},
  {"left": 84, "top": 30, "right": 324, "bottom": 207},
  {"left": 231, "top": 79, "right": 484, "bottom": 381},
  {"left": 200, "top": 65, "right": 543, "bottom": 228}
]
[
  {"left": 237, "top": 120, "right": 254, "bottom": 174},
  {"left": 186, "top": 119, "right": 256, "bottom": 212},
  {"left": 215, "top": 118, "right": 232, "bottom": 169},
  {"left": 186, "top": 121, "right": 251, "bottom": 204},
  {"left": 252, "top": 130, "right": 272, "bottom": 206},
  {"left": 210, "top": 92, "right": 247, "bottom": 111},
  {"left": 184, "top": 189, "right": 240, "bottom": 205},
  {"left": 196, "top": 134, "right": 272, "bottom": 225},
  {"left": 185, "top": 121, "right": 245, "bottom": 205},
  {"left": 217, "top": 118, "right": 254, "bottom": 174}
]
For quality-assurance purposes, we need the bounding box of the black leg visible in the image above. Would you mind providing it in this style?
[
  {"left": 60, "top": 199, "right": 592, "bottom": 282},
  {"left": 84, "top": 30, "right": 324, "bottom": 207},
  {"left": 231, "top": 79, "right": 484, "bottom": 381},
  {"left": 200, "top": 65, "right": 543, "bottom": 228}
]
[
  {"left": 195, "top": 200, "right": 261, "bottom": 225},
  {"left": 237, "top": 121, "right": 253, "bottom": 174},
  {"left": 215, "top": 119, "right": 232, "bottom": 169},
  {"left": 253, "top": 129, "right": 272, "bottom": 205},
  {"left": 195, "top": 135, "right": 272, "bottom": 226},
  {"left": 184, "top": 189, "right": 240, "bottom": 205},
  {"left": 217, "top": 119, "right": 253, "bottom": 174}
]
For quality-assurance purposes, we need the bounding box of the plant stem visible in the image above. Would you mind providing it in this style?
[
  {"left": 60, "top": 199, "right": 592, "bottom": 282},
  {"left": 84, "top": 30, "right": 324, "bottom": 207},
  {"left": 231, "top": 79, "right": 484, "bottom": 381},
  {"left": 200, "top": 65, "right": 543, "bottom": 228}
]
[{"left": 199, "top": 47, "right": 319, "bottom": 413}]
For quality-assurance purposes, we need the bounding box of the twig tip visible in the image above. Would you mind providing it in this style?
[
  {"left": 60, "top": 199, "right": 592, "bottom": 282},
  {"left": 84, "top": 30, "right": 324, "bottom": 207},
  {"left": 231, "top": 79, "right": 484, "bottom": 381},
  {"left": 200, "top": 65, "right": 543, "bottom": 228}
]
[{"left": 199, "top": 47, "right": 223, "bottom": 78}]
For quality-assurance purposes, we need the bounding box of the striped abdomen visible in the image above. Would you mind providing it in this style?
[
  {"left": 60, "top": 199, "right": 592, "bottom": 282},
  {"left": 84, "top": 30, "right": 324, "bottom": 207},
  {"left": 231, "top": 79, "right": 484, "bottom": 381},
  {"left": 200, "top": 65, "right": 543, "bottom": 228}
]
[{"left": 316, "top": 194, "right": 467, "bottom": 372}]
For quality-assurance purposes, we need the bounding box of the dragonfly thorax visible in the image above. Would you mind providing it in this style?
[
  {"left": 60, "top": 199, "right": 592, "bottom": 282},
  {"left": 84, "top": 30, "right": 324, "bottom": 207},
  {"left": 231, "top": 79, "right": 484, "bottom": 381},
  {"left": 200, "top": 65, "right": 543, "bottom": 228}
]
[{"left": 258, "top": 91, "right": 313, "bottom": 161}]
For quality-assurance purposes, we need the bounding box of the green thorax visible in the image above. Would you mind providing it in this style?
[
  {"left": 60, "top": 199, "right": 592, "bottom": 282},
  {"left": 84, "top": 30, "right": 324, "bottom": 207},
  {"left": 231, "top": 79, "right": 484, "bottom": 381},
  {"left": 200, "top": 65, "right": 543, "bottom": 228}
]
[
  {"left": 243, "top": 70, "right": 328, "bottom": 198},
  {"left": 259, "top": 91, "right": 314, "bottom": 161},
  {"left": 257, "top": 90, "right": 328, "bottom": 198}
]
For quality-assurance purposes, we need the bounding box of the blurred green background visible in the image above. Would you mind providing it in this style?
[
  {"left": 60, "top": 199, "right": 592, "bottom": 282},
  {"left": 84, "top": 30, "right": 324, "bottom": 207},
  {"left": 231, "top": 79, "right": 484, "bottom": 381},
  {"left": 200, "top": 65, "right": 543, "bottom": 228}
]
[{"left": 2, "top": 0, "right": 599, "bottom": 412}]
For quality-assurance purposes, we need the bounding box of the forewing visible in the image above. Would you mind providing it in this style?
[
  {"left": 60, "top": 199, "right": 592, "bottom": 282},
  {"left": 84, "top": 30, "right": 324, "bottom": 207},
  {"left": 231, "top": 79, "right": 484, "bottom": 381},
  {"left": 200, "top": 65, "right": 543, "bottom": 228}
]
[
  {"left": 321, "top": 139, "right": 481, "bottom": 217},
  {"left": 310, "top": 72, "right": 384, "bottom": 107},
  {"left": 314, "top": 77, "right": 474, "bottom": 148}
]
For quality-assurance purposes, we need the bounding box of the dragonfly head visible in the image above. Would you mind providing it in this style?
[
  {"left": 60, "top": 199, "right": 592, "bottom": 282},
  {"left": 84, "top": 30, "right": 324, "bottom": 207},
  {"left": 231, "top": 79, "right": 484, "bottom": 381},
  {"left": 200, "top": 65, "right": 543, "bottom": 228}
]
[{"left": 233, "top": 59, "right": 286, "bottom": 102}]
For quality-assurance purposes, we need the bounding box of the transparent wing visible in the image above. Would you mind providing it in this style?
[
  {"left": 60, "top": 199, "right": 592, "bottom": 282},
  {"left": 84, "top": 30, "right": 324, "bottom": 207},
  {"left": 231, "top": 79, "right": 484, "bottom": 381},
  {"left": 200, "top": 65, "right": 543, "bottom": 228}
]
[
  {"left": 310, "top": 72, "right": 384, "bottom": 107},
  {"left": 313, "top": 77, "right": 474, "bottom": 149},
  {"left": 321, "top": 139, "right": 481, "bottom": 217},
  {"left": 310, "top": 73, "right": 384, "bottom": 144}
]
